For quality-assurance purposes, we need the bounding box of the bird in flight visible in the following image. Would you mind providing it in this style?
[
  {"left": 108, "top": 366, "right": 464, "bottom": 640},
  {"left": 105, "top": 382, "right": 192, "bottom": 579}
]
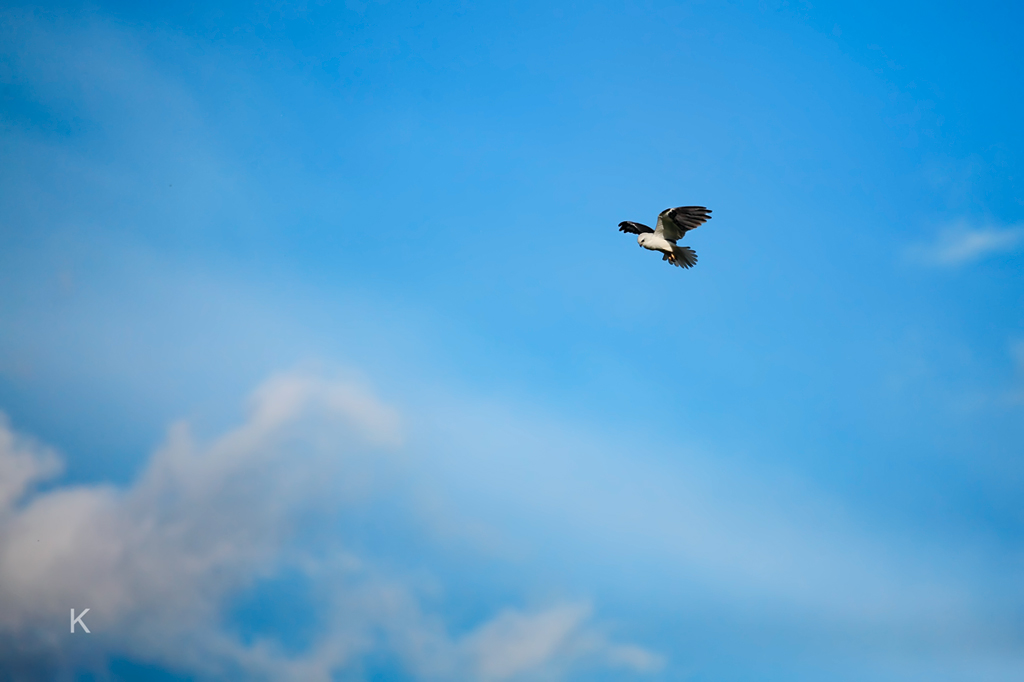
[{"left": 618, "top": 206, "right": 712, "bottom": 269}]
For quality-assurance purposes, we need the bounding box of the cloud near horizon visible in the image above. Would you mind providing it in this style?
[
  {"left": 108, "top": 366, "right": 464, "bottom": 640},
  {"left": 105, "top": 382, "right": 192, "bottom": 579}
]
[{"left": 0, "top": 373, "right": 661, "bottom": 681}]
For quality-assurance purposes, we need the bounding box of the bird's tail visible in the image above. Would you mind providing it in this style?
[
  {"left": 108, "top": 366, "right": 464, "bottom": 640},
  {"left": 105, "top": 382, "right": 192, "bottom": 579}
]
[{"left": 666, "top": 245, "right": 697, "bottom": 269}]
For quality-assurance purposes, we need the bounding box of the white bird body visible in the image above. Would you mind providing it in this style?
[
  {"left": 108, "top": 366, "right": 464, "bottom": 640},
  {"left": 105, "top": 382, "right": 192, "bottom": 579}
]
[
  {"left": 618, "top": 206, "right": 711, "bottom": 269},
  {"left": 638, "top": 233, "right": 674, "bottom": 253}
]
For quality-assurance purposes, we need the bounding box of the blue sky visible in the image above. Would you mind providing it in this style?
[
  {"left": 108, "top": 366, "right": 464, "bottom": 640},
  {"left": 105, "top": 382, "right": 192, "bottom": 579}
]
[{"left": 1, "top": 1, "right": 1022, "bottom": 680}]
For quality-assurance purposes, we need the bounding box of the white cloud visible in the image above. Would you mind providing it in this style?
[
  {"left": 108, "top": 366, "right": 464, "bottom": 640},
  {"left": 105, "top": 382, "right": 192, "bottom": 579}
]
[
  {"left": 466, "top": 604, "right": 589, "bottom": 681},
  {"left": 911, "top": 224, "right": 1024, "bottom": 266},
  {"left": 0, "top": 415, "right": 61, "bottom": 512},
  {"left": 0, "top": 373, "right": 659, "bottom": 680},
  {"left": 463, "top": 604, "right": 664, "bottom": 681}
]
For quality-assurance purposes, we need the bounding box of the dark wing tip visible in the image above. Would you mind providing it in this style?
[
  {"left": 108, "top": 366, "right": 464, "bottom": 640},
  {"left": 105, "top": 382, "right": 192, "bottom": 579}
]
[
  {"left": 662, "top": 205, "right": 713, "bottom": 232},
  {"left": 618, "top": 221, "right": 654, "bottom": 234}
]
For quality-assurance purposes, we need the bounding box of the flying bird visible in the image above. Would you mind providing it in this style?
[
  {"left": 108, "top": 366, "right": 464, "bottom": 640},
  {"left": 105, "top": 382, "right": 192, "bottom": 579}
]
[{"left": 618, "top": 206, "right": 712, "bottom": 269}]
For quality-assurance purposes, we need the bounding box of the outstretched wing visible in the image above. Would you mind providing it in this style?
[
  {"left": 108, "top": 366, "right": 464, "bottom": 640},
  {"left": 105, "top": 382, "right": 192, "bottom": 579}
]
[
  {"left": 618, "top": 221, "right": 654, "bottom": 235},
  {"left": 655, "top": 206, "right": 712, "bottom": 243}
]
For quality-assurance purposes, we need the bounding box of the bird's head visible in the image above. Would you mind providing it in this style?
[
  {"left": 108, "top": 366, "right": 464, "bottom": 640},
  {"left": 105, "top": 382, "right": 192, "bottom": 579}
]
[{"left": 637, "top": 234, "right": 647, "bottom": 247}]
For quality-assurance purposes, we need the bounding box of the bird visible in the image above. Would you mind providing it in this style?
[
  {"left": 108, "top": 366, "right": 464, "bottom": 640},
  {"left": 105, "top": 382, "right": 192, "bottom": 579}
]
[{"left": 618, "top": 206, "right": 712, "bottom": 269}]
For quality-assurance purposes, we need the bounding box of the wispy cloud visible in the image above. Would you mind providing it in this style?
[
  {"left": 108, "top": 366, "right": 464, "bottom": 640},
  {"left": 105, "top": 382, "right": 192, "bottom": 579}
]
[
  {"left": 911, "top": 223, "right": 1024, "bottom": 266},
  {"left": 0, "top": 373, "right": 659, "bottom": 681}
]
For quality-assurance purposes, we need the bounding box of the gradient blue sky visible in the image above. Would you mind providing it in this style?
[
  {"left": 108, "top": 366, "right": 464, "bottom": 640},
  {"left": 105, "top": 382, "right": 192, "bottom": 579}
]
[{"left": 1, "top": 1, "right": 1023, "bottom": 680}]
